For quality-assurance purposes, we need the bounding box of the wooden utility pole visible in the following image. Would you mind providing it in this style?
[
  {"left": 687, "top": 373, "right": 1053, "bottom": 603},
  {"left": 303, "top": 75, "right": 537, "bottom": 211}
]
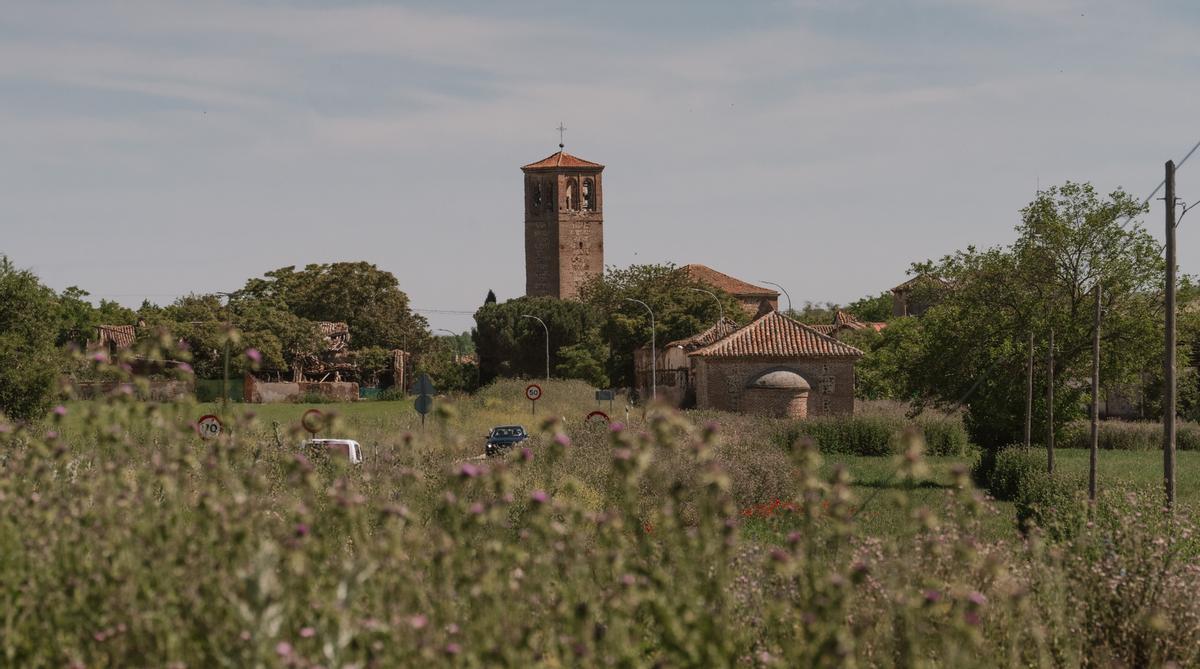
[
  {"left": 1089, "top": 284, "right": 1101, "bottom": 502},
  {"left": 1047, "top": 328, "right": 1055, "bottom": 474},
  {"left": 1024, "top": 333, "right": 1034, "bottom": 448},
  {"left": 1164, "top": 160, "right": 1178, "bottom": 509}
]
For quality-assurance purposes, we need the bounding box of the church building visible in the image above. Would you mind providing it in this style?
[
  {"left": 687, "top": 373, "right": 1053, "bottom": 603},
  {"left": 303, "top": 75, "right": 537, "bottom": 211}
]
[{"left": 522, "top": 147, "right": 604, "bottom": 299}]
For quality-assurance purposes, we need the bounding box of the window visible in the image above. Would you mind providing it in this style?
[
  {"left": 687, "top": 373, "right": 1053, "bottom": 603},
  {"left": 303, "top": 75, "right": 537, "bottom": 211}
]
[
  {"left": 583, "top": 178, "right": 594, "bottom": 210},
  {"left": 564, "top": 179, "right": 577, "bottom": 211}
]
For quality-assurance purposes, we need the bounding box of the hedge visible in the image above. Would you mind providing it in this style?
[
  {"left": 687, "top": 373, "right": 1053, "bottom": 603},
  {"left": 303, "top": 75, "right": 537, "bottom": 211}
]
[
  {"left": 1060, "top": 420, "right": 1200, "bottom": 451},
  {"left": 774, "top": 413, "right": 971, "bottom": 457}
]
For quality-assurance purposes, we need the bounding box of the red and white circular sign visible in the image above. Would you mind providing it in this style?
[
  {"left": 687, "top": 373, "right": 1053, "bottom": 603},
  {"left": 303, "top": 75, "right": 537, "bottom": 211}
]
[
  {"left": 196, "top": 414, "right": 223, "bottom": 440},
  {"left": 525, "top": 384, "right": 542, "bottom": 402}
]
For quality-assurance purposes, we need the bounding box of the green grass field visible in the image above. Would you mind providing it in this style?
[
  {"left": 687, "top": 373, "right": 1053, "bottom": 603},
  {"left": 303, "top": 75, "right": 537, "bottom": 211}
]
[{"left": 87, "top": 384, "right": 1200, "bottom": 546}]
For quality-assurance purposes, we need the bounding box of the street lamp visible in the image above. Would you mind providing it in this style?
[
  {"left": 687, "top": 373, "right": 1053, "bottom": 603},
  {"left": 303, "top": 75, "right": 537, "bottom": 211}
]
[
  {"left": 216, "top": 291, "right": 235, "bottom": 406},
  {"left": 760, "top": 280, "right": 791, "bottom": 314},
  {"left": 435, "top": 328, "right": 461, "bottom": 360},
  {"left": 687, "top": 287, "right": 724, "bottom": 324},
  {"left": 624, "top": 298, "right": 656, "bottom": 401},
  {"left": 520, "top": 315, "right": 550, "bottom": 381}
]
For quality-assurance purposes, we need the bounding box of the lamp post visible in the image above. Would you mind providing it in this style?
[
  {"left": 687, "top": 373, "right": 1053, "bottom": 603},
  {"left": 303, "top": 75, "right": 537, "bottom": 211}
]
[
  {"left": 624, "top": 298, "right": 655, "bottom": 401},
  {"left": 216, "top": 291, "right": 235, "bottom": 406},
  {"left": 687, "top": 287, "right": 724, "bottom": 324},
  {"left": 760, "top": 280, "right": 791, "bottom": 314},
  {"left": 520, "top": 315, "right": 550, "bottom": 381},
  {"left": 435, "top": 328, "right": 461, "bottom": 361}
]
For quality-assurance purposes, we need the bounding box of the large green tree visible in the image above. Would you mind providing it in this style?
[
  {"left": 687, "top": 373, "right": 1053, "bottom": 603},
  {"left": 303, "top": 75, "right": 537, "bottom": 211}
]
[
  {"left": 473, "top": 296, "right": 606, "bottom": 386},
  {"left": 238, "top": 262, "right": 430, "bottom": 353},
  {"left": 55, "top": 287, "right": 137, "bottom": 348},
  {"left": 0, "top": 257, "right": 61, "bottom": 420},
  {"left": 900, "top": 182, "right": 1161, "bottom": 447},
  {"left": 580, "top": 263, "right": 746, "bottom": 388}
]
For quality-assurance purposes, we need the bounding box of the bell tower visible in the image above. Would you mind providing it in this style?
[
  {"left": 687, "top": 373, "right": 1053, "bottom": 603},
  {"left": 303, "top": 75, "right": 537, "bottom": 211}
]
[{"left": 522, "top": 145, "right": 604, "bottom": 299}]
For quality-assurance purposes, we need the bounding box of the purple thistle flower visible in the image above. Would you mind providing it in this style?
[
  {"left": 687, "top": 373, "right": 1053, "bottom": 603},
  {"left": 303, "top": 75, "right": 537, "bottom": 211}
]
[
  {"left": 275, "top": 641, "right": 293, "bottom": 656},
  {"left": 177, "top": 362, "right": 194, "bottom": 375},
  {"left": 294, "top": 523, "right": 309, "bottom": 538},
  {"left": 924, "top": 589, "right": 942, "bottom": 603},
  {"left": 530, "top": 490, "right": 549, "bottom": 504},
  {"left": 299, "top": 627, "right": 315, "bottom": 638},
  {"left": 245, "top": 348, "right": 262, "bottom": 363},
  {"left": 92, "top": 352, "right": 108, "bottom": 363},
  {"left": 469, "top": 502, "right": 485, "bottom": 515},
  {"left": 408, "top": 614, "right": 428, "bottom": 630},
  {"left": 520, "top": 447, "right": 533, "bottom": 461},
  {"left": 52, "top": 405, "right": 67, "bottom": 417},
  {"left": 967, "top": 591, "right": 988, "bottom": 606},
  {"left": 554, "top": 433, "right": 571, "bottom": 447},
  {"left": 609, "top": 422, "right": 625, "bottom": 433},
  {"left": 444, "top": 642, "right": 462, "bottom": 656},
  {"left": 458, "top": 463, "right": 482, "bottom": 479}
]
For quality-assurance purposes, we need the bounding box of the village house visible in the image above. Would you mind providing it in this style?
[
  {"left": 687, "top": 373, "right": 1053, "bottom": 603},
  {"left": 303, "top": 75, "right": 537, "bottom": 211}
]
[
  {"left": 682, "top": 264, "right": 779, "bottom": 317},
  {"left": 635, "top": 309, "right": 863, "bottom": 418}
]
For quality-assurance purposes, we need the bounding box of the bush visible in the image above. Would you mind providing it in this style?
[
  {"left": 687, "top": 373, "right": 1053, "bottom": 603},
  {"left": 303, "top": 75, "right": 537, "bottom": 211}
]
[
  {"left": 0, "top": 256, "right": 61, "bottom": 421},
  {"left": 1013, "top": 467, "right": 1087, "bottom": 539},
  {"left": 974, "top": 446, "right": 1042, "bottom": 501},
  {"left": 774, "top": 413, "right": 971, "bottom": 456},
  {"left": 1060, "top": 419, "right": 1200, "bottom": 451}
]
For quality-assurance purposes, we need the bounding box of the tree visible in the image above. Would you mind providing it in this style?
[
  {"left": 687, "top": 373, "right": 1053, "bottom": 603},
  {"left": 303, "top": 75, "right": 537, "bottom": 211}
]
[
  {"left": 473, "top": 296, "right": 604, "bottom": 385},
  {"left": 55, "top": 287, "right": 137, "bottom": 348},
  {"left": 580, "top": 263, "right": 746, "bottom": 388},
  {"left": 900, "top": 182, "right": 1160, "bottom": 447},
  {"left": 0, "top": 257, "right": 61, "bottom": 420},
  {"left": 845, "top": 292, "right": 893, "bottom": 323},
  {"left": 238, "top": 262, "right": 430, "bottom": 353}
]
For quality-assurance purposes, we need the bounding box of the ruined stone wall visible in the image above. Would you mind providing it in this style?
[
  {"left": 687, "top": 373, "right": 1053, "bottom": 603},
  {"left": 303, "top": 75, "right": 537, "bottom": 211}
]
[
  {"left": 693, "top": 357, "right": 856, "bottom": 417},
  {"left": 244, "top": 375, "right": 359, "bottom": 403}
]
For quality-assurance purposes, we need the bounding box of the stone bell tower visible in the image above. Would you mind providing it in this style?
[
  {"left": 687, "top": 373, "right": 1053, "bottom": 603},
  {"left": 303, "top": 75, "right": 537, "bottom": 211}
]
[{"left": 521, "top": 145, "right": 604, "bottom": 299}]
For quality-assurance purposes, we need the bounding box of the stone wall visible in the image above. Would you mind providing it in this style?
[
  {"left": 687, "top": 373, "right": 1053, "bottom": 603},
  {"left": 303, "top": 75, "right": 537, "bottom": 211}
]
[
  {"left": 244, "top": 375, "right": 359, "bottom": 403},
  {"left": 742, "top": 387, "right": 809, "bottom": 418},
  {"left": 73, "top": 379, "right": 194, "bottom": 402},
  {"left": 694, "top": 357, "right": 856, "bottom": 417}
]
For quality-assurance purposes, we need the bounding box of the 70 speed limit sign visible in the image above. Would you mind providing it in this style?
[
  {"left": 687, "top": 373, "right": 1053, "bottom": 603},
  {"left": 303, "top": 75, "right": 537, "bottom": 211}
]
[{"left": 196, "top": 414, "right": 223, "bottom": 440}]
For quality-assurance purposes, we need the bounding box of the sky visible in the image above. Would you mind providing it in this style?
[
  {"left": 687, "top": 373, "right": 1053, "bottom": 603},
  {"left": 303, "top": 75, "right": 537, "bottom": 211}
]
[{"left": 2, "top": 0, "right": 1199, "bottom": 332}]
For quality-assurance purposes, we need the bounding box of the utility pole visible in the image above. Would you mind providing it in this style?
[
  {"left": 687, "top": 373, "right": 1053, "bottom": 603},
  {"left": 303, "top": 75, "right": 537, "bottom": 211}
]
[
  {"left": 1164, "top": 159, "right": 1178, "bottom": 510},
  {"left": 1024, "top": 332, "right": 1034, "bottom": 448},
  {"left": 1089, "top": 284, "right": 1101, "bottom": 502},
  {"left": 1047, "top": 328, "right": 1055, "bottom": 474}
]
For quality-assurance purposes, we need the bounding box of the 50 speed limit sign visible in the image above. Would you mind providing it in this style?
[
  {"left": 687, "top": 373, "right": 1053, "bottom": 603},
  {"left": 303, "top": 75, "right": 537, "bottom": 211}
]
[
  {"left": 196, "top": 414, "right": 223, "bottom": 440},
  {"left": 525, "top": 384, "right": 542, "bottom": 402}
]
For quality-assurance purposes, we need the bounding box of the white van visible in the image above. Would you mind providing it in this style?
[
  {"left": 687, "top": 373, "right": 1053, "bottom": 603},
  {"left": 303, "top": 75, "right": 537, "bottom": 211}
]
[{"left": 302, "top": 439, "right": 363, "bottom": 465}]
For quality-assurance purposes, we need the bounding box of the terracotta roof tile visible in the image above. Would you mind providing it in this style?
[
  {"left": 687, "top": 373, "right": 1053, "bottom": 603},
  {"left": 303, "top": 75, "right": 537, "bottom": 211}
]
[
  {"left": 95, "top": 324, "right": 136, "bottom": 349},
  {"left": 666, "top": 318, "right": 740, "bottom": 351},
  {"left": 522, "top": 150, "right": 604, "bottom": 170},
  {"left": 682, "top": 264, "right": 779, "bottom": 298},
  {"left": 807, "top": 324, "right": 840, "bottom": 335},
  {"left": 690, "top": 310, "right": 863, "bottom": 359}
]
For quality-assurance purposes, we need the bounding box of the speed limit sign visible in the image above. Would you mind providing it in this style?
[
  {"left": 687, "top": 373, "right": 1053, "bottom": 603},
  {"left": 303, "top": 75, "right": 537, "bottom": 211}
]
[
  {"left": 525, "top": 384, "right": 542, "bottom": 402},
  {"left": 196, "top": 414, "right": 223, "bottom": 440}
]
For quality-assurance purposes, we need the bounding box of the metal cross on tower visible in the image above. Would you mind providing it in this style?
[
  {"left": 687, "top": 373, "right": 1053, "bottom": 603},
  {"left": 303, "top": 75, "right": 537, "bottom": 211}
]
[{"left": 557, "top": 122, "right": 567, "bottom": 148}]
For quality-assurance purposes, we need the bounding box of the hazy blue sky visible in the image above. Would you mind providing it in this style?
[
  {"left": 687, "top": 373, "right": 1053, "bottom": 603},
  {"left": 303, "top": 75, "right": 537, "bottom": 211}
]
[{"left": 3, "top": 0, "right": 1198, "bottom": 331}]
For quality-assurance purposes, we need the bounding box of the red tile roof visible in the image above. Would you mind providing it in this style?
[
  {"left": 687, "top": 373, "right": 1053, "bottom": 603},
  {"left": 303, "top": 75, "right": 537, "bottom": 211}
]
[
  {"left": 666, "top": 318, "right": 740, "bottom": 351},
  {"left": 682, "top": 264, "right": 779, "bottom": 298},
  {"left": 690, "top": 310, "right": 863, "bottom": 359},
  {"left": 807, "top": 324, "right": 840, "bottom": 336},
  {"left": 522, "top": 150, "right": 604, "bottom": 170},
  {"left": 95, "top": 324, "right": 136, "bottom": 349}
]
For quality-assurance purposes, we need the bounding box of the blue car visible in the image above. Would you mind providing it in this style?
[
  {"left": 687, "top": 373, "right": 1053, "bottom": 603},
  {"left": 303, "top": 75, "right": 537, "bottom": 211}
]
[{"left": 485, "top": 425, "right": 528, "bottom": 457}]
